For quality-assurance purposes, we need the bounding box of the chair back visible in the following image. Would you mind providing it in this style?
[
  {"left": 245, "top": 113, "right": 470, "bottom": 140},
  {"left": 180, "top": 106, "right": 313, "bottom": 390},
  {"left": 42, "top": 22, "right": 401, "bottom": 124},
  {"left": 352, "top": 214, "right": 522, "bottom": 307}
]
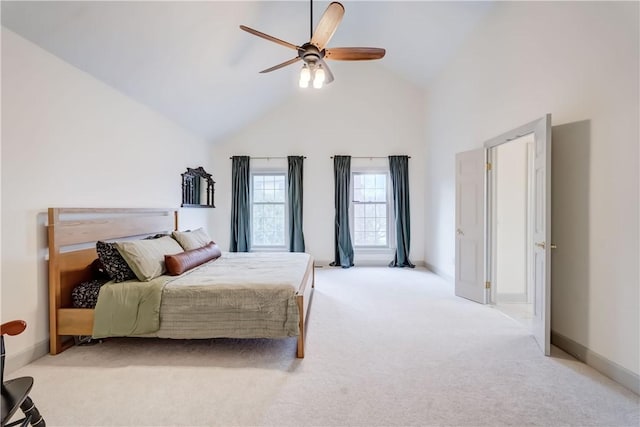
[{"left": 1, "top": 320, "right": 27, "bottom": 386}]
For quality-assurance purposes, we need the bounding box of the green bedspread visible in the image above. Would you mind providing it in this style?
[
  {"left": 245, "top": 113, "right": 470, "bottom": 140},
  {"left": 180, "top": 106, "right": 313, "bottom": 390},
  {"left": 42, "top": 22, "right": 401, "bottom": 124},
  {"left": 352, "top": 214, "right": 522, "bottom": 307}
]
[{"left": 92, "top": 275, "right": 169, "bottom": 338}]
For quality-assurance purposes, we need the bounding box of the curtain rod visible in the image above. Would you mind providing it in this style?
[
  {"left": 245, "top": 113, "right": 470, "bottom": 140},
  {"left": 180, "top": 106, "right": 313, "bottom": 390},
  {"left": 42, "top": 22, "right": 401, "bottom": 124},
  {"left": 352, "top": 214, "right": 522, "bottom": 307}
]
[
  {"left": 228, "top": 156, "right": 307, "bottom": 160},
  {"left": 329, "top": 156, "right": 411, "bottom": 159}
]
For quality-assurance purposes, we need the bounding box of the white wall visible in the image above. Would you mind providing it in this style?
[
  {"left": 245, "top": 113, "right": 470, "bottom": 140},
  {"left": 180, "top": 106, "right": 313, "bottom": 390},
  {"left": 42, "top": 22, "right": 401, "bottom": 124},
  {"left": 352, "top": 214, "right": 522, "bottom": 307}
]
[
  {"left": 496, "top": 139, "right": 528, "bottom": 298},
  {"left": 424, "top": 2, "right": 639, "bottom": 375},
  {"left": 1, "top": 29, "right": 213, "bottom": 365},
  {"left": 210, "top": 63, "right": 426, "bottom": 266}
]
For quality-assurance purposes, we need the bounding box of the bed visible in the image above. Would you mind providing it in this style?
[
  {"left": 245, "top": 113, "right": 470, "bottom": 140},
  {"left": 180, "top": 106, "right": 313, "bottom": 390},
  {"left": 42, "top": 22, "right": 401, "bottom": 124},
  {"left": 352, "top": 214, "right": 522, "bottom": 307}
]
[{"left": 47, "top": 208, "right": 314, "bottom": 358}]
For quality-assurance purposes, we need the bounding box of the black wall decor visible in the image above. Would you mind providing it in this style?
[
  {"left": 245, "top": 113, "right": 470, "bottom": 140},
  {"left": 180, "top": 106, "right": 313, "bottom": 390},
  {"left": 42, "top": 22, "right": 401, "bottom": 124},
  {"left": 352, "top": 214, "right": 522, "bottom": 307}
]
[{"left": 181, "top": 167, "right": 215, "bottom": 208}]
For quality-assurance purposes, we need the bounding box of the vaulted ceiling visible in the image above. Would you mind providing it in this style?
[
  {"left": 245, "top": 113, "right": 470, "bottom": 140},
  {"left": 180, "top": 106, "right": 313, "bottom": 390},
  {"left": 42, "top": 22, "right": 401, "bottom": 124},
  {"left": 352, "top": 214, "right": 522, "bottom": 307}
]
[{"left": 1, "top": 1, "right": 496, "bottom": 142}]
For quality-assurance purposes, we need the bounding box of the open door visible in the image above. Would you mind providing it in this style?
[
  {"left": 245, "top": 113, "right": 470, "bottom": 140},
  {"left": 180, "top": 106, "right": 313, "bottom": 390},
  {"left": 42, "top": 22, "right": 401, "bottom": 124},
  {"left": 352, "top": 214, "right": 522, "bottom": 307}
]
[
  {"left": 481, "top": 114, "right": 552, "bottom": 356},
  {"left": 455, "top": 148, "right": 487, "bottom": 303},
  {"left": 531, "top": 115, "right": 552, "bottom": 355}
]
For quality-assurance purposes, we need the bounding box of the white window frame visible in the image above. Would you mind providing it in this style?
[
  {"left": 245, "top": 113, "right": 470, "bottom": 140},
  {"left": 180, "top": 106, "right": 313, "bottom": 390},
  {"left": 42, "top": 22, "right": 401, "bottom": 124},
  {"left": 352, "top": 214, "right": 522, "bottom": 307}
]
[
  {"left": 250, "top": 170, "right": 288, "bottom": 251},
  {"left": 350, "top": 169, "right": 395, "bottom": 251}
]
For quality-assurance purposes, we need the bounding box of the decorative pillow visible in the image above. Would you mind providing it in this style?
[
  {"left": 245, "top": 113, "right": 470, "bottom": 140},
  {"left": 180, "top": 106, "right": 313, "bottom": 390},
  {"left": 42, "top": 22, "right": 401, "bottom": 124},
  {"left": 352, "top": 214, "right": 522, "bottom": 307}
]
[
  {"left": 165, "top": 242, "right": 222, "bottom": 276},
  {"left": 172, "top": 227, "right": 213, "bottom": 251},
  {"left": 71, "top": 278, "right": 109, "bottom": 308},
  {"left": 96, "top": 241, "right": 137, "bottom": 282},
  {"left": 115, "top": 236, "right": 184, "bottom": 281},
  {"left": 90, "top": 258, "right": 111, "bottom": 280}
]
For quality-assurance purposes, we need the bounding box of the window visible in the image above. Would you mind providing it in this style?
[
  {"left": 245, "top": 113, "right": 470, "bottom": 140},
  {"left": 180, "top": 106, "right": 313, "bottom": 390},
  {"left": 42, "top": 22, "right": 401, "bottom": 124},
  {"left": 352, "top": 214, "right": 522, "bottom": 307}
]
[
  {"left": 251, "top": 173, "right": 286, "bottom": 248},
  {"left": 352, "top": 172, "right": 390, "bottom": 247}
]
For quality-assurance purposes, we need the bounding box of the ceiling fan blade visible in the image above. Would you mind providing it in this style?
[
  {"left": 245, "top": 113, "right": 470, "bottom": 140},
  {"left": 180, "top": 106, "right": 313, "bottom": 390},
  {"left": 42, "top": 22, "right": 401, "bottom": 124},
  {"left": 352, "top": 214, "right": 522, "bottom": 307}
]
[
  {"left": 239, "top": 25, "right": 299, "bottom": 51},
  {"left": 325, "top": 47, "right": 386, "bottom": 61},
  {"left": 318, "top": 58, "right": 335, "bottom": 84},
  {"left": 259, "top": 57, "right": 302, "bottom": 74},
  {"left": 310, "top": 2, "right": 344, "bottom": 51}
]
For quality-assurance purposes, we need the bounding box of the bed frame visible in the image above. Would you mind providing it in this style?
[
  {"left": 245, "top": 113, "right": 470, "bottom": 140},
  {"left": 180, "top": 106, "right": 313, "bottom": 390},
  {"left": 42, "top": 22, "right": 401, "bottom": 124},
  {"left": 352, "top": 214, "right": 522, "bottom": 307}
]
[{"left": 47, "top": 207, "right": 314, "bottom": 358}]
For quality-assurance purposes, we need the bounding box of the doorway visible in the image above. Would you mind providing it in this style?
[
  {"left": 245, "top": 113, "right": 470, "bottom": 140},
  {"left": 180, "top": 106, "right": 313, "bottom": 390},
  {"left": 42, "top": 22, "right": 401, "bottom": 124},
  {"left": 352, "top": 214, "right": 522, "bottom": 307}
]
[
  {"left": 490, "top": 134, "right": 534, "bottom": 328},
  {"left": 454, "top": 114, "right": 551, "bottom": 355}
]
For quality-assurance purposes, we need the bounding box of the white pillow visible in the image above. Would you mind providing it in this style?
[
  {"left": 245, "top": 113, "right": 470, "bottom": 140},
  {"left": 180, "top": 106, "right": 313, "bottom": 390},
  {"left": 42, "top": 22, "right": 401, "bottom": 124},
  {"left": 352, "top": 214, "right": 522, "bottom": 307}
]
[
  {"left": 172, "top": 227, "right": 212, "bottom": 251},
  {"left": 115, "top": 236, "right": 184, "bottom": 281}
]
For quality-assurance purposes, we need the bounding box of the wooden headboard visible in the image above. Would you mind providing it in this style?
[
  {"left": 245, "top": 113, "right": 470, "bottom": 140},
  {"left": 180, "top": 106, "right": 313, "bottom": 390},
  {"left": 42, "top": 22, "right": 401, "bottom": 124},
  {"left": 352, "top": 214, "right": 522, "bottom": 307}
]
[{"left": 47, "top": 208, "right": 178, "bottom": 354}]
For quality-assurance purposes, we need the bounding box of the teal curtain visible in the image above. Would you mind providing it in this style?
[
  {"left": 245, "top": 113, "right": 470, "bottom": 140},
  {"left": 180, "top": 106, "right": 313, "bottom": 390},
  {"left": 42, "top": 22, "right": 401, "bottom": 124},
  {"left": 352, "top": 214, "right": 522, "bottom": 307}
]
[
  {"left": 389, "top": 155, "right": 415, "bottom": 268},
  {"left": 230, "top": 156, "right": 250, "bottom": 252},
  {"left": 287, "top": 156, "right": 305, "bottom": 252},
  {"left": 330, "top": 156, "right": 354, "bottom": 268}
]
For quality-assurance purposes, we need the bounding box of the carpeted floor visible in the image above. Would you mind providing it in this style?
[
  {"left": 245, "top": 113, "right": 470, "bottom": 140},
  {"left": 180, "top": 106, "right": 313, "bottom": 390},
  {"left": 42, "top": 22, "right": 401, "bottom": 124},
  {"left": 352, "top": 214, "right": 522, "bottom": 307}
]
[{"left": 6, "top": 267, "right": 639, "bottom": 426}]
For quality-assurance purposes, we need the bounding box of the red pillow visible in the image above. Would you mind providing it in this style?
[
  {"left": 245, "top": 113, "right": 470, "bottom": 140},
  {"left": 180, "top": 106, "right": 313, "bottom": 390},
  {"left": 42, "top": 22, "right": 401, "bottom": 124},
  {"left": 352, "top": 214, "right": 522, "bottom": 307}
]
[{"left": 164, "top": 242, "right": 221, "bottom": 276}]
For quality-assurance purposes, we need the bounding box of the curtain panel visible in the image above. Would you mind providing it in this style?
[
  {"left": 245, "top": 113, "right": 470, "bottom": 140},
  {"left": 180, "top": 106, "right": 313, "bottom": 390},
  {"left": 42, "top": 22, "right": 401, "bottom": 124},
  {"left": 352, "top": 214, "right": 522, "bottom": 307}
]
[
  {"left": 287, "top": 156, "right": 306, "bottom": 252},
  {"left": 230, "top": 156, "right": 250, "bottom": 252},
  {"left": 330, "top": 155, "right": 354, "bottom": 268},
  {"left": 389, "top": 155, "right": 415, "bottom": 267}
]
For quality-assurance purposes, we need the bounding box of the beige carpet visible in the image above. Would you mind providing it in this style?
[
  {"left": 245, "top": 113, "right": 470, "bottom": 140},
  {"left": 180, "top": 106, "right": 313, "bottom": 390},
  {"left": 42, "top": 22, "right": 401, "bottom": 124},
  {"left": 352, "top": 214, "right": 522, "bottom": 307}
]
[{"left": 6, "top": 267, "right": 639, "bottom": 426}]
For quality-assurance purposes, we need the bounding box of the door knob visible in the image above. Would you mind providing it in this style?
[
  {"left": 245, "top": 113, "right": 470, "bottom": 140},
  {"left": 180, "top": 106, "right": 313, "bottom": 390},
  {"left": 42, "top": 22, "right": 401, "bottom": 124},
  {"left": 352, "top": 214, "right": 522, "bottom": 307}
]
[{"left": 456, "top": 228, "right": 464, "bottom": 236}]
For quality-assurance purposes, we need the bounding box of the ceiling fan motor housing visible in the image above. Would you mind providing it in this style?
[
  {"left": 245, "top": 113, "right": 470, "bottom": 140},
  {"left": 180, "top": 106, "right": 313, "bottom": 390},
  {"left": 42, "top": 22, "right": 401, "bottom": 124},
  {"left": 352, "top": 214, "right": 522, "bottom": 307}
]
[{"left": 299, "top": 43, "right": 324, "bottom": 66}]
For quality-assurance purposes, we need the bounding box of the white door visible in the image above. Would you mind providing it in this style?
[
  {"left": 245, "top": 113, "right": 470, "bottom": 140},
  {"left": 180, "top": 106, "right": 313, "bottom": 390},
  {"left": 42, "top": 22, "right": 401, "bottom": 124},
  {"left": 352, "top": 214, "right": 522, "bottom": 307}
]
[
  {"left": 455, "top": 148, "right": 487, "bottom": 303},
  {"left": 532, "top": 115, "right": 552, "bottom": 355},
  {"left": 483, "top": 114, "right": 552, "bottom": 356}
]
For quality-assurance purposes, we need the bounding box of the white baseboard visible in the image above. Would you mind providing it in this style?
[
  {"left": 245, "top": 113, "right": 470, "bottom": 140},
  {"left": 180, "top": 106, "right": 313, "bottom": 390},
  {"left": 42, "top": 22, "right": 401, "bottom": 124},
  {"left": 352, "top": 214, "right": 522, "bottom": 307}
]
[
  {"left": 424, "top": 262, "right": 454, "bottom": 283},
  {"left": 551, "top": 330, "right": 639, "bottom": 395},
  {"left": 4, "top": 338, "right": 49, "bottom": 375}
]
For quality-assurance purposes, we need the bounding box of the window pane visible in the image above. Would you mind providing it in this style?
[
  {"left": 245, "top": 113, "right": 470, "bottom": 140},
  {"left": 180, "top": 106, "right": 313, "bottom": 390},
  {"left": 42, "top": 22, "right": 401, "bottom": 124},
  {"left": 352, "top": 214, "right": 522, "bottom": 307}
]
[
  {"left": 264, "top": 176, "right": 274, "bottom": 190},
  {"left": 254, "top": 176, "right": 264, "bottom": 190},
  {"left": 364, "top": 175, "right": 375, "bottom": 188},
  {"left": 365, "top": 218, "right": 375, "bottom": 231},
  {"left": 365, "top": 204, "right": 375, "bottom": 217},
  {"left": 354, "top": 217, "right": 364, "bottom": 232}
]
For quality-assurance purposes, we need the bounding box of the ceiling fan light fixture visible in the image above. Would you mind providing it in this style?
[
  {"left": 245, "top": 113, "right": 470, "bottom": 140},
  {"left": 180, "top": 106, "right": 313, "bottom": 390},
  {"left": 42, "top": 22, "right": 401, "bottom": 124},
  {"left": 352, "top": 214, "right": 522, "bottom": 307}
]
[
  {"left": 299, "top": 64, "right": 311, "bottom": 88},
  {"left": 313, "top": 64, "right": 325, "bottom": 89}
]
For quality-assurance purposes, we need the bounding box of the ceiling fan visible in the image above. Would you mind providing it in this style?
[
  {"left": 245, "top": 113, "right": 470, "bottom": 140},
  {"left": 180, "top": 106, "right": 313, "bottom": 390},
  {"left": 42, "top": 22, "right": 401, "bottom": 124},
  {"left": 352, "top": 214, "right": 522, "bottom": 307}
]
[{"left": 240, "top": 1, "right": 386, "bottom": 88}]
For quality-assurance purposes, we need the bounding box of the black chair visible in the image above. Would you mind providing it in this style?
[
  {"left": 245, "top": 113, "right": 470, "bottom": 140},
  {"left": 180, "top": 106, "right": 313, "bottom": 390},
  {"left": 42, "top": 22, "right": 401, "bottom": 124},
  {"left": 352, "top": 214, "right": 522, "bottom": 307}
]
[{"left": 1, "top": 321, "right": 45, "bottom": 427}]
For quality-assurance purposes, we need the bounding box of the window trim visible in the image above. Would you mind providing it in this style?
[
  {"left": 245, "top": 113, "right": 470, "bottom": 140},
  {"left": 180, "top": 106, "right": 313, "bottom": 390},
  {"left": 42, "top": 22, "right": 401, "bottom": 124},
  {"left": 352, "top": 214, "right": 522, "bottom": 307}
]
[
  {"left": 350, "top": 169, "right": 395, "bottom": 251},
  {"left": 250, "top": 170, "right": 288, "bottom": 251}
]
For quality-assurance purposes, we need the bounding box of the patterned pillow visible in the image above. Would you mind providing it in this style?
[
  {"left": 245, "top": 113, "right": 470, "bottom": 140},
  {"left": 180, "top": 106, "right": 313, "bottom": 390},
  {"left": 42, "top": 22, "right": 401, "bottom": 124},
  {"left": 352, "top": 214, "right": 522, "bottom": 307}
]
[
  {"left": 71, "top": 278, "right": 109, "bottom": 308},
  {"left": 90, "top": 258, "right": 111, "bottom": 280},
  {"left": 96, "top": 241, "right": 137, "bottom": 282}
]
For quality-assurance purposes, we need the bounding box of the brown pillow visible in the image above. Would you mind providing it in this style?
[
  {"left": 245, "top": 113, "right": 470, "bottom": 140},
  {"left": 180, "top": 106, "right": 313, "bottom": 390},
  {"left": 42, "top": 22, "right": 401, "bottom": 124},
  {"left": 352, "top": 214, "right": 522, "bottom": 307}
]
[{"left": 164, "top": 242, "right": 221, "bottom": 276}]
